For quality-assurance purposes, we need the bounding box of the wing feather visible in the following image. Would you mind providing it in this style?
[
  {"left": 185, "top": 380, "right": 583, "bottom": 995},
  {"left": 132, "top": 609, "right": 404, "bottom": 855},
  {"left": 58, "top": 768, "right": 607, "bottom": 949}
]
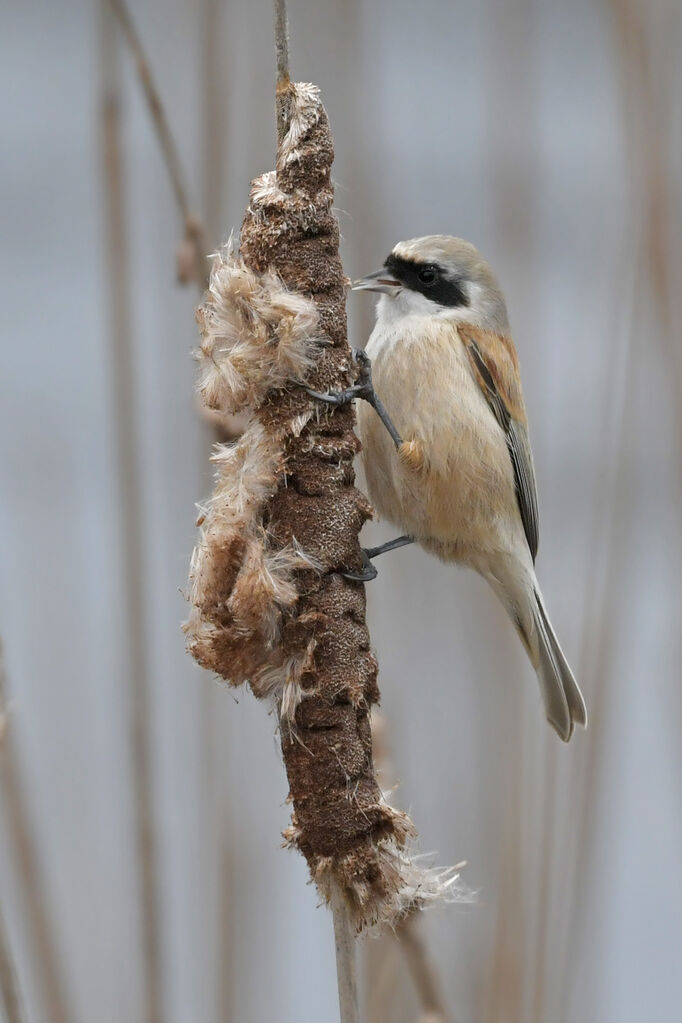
[{"left": 460, "top": 328, "right": 539, "bottom": 561}]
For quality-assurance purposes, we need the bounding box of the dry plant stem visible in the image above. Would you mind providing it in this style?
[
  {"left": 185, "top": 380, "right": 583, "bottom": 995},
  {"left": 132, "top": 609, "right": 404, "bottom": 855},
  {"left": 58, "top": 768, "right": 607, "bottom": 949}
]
[
  {"left": 559, "top": 1, "right": 679, "bottom": 1007},
  {"left": 274, "top": 0, "right": 291, "bottom": 143},
  {"left": 111, "top": 0, "right": 245, "bottom": 441},
  {"left": 0, "top": 659, "right": 26, "bottom": 1023},
  {"left": 200, "top": 0, "right": 224, "bottom": 252},
  {"left": 332, "top": 882, "right": 360, "bottom": 1023},
  {"left": 99, "top": 7, "right": 162, "bottom": 1023},
  {"left": 365, "top": 939, "right": 401, "bottom": 1023},
  {"left": 554, "top": 240, "right": 642, "bottom": 1018},
  {"left": 484, "top": 2, "right": 534, "bottom": 1017},
  {"left": 484, "top": 755, "right": 525, "bottom": 1023},
  {"left": 371, "top": 716, "right": 453, "bottom": 1023},
  {"left": 0, "top": 644, "right": 70, "bottom": 1023},
  {"left": 609, "top": 0, "right": 682, "bottom": 435},
  {"left": 397, "top": 914, "right": 449, "bottom": 1023},
  {"left": 108, "top": 0, "right": 208, "bottom": 288},
  {"left": 112, "top": 0, "right": 247, "bottom": 448},
  {"left": 0, "top": 903, "right": 24, "bottom": 1023},
  {"left": 529, "top": 737, "right": 556, "bottom": 1023}
]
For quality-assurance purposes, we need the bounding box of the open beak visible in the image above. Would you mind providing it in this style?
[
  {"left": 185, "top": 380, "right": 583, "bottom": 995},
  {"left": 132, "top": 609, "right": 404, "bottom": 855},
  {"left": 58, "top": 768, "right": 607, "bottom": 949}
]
[{"left": 351, "top": 269, "right": 401, "bottom": 295}]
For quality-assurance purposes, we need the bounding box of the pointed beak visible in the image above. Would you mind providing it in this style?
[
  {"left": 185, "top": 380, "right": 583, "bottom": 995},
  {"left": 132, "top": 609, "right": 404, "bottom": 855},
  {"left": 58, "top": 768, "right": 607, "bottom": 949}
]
[{"left": 351, "top": 269, "right": 402, "bottom": 294}]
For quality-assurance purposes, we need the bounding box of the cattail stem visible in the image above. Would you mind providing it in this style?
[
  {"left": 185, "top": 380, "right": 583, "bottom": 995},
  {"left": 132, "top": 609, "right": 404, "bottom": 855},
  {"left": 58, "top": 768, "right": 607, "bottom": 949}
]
[
  {"left": 186, "top": 11, "right": 458, "bottom": 1016},
  {"left": 331, "top": 883, "right": 360, "bottom": 1023},
  {"left": 274, "top": 0, "right": 291, "bottom": 144}
]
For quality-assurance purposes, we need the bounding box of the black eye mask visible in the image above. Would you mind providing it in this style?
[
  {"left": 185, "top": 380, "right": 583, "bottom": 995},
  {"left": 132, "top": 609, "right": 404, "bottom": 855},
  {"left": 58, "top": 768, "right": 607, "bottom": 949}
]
[{"left": 384, "top": 254, "right": 470, "bottom": 308}]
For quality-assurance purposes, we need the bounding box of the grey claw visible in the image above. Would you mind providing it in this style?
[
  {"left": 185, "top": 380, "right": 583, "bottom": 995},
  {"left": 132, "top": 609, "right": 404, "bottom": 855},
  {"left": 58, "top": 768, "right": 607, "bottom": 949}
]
[
  {"left": 342, "top": 550, "right": 379, "bottom": 583},
  {"left": 303, "top": 386, "right": 346, "bottom": 406}
]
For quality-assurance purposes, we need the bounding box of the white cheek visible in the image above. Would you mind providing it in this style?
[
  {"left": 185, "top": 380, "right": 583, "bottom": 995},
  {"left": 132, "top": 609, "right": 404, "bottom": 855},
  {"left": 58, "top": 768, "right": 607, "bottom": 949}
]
[
  {"left": 465, "top": 281, "right": 487, "bottom": 318},
  {"left": 458, "top": 281, "right": 507, "bottom": 332}
]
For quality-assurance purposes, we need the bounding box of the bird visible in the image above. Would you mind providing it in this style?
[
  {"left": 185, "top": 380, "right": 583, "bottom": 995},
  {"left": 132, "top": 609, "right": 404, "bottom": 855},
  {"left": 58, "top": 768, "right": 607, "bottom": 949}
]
[{"left": 345, "top": 234, "right": 587, "bottom": 741}]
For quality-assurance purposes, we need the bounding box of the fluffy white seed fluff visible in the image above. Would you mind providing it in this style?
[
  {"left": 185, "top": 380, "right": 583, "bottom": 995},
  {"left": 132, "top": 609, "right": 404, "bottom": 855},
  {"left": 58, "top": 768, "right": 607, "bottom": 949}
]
[{"left": 196, "top": 245, "right": 321, "bottom": 415}]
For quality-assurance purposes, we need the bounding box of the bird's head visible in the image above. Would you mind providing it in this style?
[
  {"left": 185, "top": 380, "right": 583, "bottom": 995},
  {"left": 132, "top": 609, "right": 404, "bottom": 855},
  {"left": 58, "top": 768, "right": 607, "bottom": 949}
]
[{"left": 353, "top": 235, "right": 509, "bottom": 334}]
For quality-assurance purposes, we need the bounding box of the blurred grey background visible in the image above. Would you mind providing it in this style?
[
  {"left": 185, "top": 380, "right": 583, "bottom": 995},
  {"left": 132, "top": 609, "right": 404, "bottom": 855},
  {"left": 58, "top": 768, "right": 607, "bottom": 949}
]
[{"left": 1, "top": 1, "right": 681, "bottom": 1021}]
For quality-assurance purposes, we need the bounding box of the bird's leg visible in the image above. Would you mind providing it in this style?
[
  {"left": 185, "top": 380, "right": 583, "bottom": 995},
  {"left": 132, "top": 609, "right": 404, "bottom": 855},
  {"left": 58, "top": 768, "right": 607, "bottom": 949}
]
[
  {"left": 305, "top": 348, "right": 403, "bottom": 450},
  {"left": 343, "top": 535, "right": 414, "bottom": 583}
]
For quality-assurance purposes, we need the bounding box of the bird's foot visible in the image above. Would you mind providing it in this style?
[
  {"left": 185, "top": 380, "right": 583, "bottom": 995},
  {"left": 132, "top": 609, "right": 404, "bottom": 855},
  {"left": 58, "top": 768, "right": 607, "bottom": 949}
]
[
  {"left": 341, "top": 535, "right": 414, "bottom": 582},
  {"left": 305, "top": 349, "right": 403, "bottom": 450},
  {"left": 342, "top": 549, "right": 379, "bottom": 583},
  {"left": 304, "top": 349, "right": 372, "bottom": 405}
]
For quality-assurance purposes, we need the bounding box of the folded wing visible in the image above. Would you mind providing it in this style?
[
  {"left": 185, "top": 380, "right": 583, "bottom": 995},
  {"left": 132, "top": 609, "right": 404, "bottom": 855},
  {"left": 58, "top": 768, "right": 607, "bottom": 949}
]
[{"left": 459, "top": 326, "right": 539, "bottom": 561}]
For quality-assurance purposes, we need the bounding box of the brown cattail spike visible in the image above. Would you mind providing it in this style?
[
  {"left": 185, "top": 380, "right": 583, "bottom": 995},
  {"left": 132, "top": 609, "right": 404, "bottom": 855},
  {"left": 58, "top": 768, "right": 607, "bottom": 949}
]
[{"left": 186, "top": 81, "right": 459, "bottom": 931}]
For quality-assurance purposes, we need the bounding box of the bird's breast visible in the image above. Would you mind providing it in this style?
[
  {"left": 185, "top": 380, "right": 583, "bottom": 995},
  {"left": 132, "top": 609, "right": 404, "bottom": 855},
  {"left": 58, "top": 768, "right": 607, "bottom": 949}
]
[{"left": 358, "top": 316, "right": 519, "bottom": 558}]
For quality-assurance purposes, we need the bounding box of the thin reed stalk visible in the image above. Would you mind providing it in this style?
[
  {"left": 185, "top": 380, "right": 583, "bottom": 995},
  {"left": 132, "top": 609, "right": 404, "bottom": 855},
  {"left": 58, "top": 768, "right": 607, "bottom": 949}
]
[
  {"left": 108, "top": 0, "right": 208, "bottom": 288},
  {"left": 111, "top": 0, "right": 245, "bottom": 448},
  {"left": 332, "top": 882, "right": 360, "bottom": 1023},
  {"left": 396, "top": 913, "right": 450, "bottom": 1023},
  {"left": 0, "top": 651, "right": 26, "bottom": 1023},
  {"left": 483, "top": 1, "right": 536, "bottom": 1016},
  {"left": 0, "top": 903, "right": 23, "bottom": 1023},
  {"left": 274, "top": 0, "right": 292, "bottom": 142},
  {"left": 368, "top": 715, "right": 454, "bottom": 1023},
  {"left": 0, "top": 644, "right": 70, "bottom": 1023},
  {"left": 559, "top": 3, "right": 682, "bottom": 1010},
  {"left": 99, "top": 7, "right": 162, "bottom": 1023}
]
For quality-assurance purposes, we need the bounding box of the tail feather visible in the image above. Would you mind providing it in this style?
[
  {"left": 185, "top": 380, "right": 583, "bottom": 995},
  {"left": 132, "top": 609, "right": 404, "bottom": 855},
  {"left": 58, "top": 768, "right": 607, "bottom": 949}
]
[
  {"left": 481, "top": 555, "right": 587, "bottom": 741},
  {"left": 533, "top": 588, "right": 587, "bottom": 742}
]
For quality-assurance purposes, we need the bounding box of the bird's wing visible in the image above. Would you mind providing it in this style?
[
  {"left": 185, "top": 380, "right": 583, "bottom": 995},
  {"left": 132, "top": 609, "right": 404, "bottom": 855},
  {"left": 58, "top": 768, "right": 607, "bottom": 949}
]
[{"left": 459, "top": 326, "right": 540, "bottom": 561}]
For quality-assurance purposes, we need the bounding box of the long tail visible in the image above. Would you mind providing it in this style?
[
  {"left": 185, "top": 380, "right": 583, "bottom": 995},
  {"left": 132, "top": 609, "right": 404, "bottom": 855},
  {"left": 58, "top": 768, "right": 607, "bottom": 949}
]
[
  {"left": 531, "top": 587, "right": 587, "bottom": 742},
  {"left": 483, "top": 557, "right": 587, "bottom": 741}
]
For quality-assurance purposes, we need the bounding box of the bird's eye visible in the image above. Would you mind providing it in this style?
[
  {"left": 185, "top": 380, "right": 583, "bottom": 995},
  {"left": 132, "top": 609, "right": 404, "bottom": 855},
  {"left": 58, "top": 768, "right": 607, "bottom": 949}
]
[{"left": 418, "top": 266, "right": 437, "bottom": 286}]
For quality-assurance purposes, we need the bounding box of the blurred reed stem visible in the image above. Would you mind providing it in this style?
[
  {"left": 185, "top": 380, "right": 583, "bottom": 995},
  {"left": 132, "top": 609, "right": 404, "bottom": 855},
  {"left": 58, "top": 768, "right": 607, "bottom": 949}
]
[
  {"left": 108, "top": 0, "right": 209, "bottom": 288},
  {"left": 99, "top": 6, "right": 163, "bottom": 1023},
  {"left": 559, "top": 3, "right": 681, "bottom": 1011},
  {"left": 484, "top": 0, "right": 536, "bottom": 1016},
  {"left": 0, "top": 649, "right": 26, "bottom": 1023},
  {"left": 0, "top": 643, "right": 71, "bottom": 1023},
  {"left": 368, "top": 715, "right": 454, "bottom": 1023},
  {"left": 0, "top": 898, "right": 24, "bottom": 1023},
  {"left": 0, "top": 902, "right": 24, "bottom": 1023},
  {"left": 396, "top": 913, "right": 450, "bottom": 1023},
  {"left": 365, "top": 936, "right": 401, "bottom": 1023},
  {"left": 109, "top": 3, "right": 239, "bottom": 1016}
]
